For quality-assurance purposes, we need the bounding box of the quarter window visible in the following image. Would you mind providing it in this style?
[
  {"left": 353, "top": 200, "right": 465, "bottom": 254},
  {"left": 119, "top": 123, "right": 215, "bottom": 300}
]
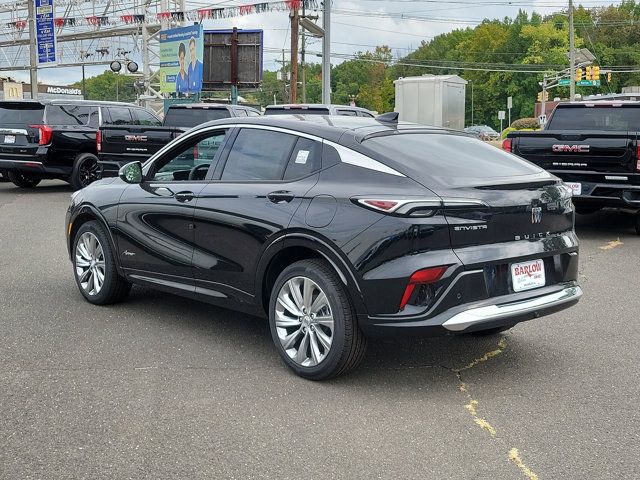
[{"left": 221, "top": 129, "right": 297, "bottom": 181}]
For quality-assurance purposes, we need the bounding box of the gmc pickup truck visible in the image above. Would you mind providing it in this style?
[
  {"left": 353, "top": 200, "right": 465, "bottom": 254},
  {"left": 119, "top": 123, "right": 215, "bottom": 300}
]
[
  {"left": 505, "top": 101, "right": 640, "bottom": 232},
  {"left": 98, "top": 103, "right": 260, "bottom": 176}
]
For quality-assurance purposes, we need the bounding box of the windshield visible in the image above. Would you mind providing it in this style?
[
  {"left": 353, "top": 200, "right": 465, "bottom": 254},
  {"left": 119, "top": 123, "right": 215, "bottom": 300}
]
[
  {"left": 0, "top": 103, "right": 44, "bottom": 126},
  {"left": 164, "top": 108, "right": 230, "bottom": 128},
  {"left": 547, "top": 106, "right": 640, "bottom": 131},
  {"left": 365, "top": 133, "right": 542, "bottom": 186}
]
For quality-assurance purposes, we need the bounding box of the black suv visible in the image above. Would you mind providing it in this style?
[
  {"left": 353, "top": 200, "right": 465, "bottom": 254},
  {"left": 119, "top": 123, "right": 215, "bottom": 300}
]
[
  {"left": 0, "top": 100, "right": 161, "bottom": 190},
  {"left": 66, "top": 116, "right": 582, "bottom": 379}
]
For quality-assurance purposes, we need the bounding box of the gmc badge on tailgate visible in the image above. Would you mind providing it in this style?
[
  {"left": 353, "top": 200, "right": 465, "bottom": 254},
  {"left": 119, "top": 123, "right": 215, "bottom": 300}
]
[
  {"left": 552, "top": 144, "right": 590, "bottom": 153},
  {"left": 125, "top": 135, "right": 148, "bottom": 142}
]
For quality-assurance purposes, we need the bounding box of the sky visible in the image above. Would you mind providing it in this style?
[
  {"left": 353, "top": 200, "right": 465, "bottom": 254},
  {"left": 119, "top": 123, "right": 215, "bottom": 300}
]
[{"left": 2, "top": 0, "right": 621, "bottom": 86}]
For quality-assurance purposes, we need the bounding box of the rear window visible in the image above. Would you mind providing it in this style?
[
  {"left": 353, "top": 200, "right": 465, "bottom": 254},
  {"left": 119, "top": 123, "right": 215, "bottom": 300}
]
[
  {"left": 547, "top": 106, "right": 640, "bottom": 131},
  {"left": 364, "top": 133, "right": 541, "bottom": 184},
  {"left": 264, "top": 107, "right": 330, "bottom": 116},
  {"left": 46, "top": 105, "right": 94, "bottom": 125},
  {"left": 0, "top": 103, "right": 44, "bottom": 126},
  {"left": 164, "top": 108, "right": 230, "bottom": 127}
]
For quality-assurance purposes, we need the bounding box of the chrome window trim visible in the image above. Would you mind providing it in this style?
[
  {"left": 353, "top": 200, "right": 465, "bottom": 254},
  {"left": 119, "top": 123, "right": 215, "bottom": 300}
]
[{"left": 143, "top": 123, "right": 406, "bottom": 178}]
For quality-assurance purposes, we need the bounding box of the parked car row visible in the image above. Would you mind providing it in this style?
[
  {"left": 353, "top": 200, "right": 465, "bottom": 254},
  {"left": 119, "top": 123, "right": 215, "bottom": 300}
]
[{"left": 0, "top": 100, "right": 376, "bottom": 189}]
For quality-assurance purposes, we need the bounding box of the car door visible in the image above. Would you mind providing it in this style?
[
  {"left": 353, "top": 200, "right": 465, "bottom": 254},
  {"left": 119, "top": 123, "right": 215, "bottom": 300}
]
[
  {"left": 115, "top": 128, "right": 229, "bottom": 290},
  {"left": 191, "top": 127, "right": 322, "bottom": 306}
]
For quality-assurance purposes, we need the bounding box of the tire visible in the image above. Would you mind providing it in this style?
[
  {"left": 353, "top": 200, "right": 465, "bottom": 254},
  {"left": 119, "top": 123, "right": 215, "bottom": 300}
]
[
  {"left": 8, "top": 171, "right": 41, "bottom": 188},
  {"left": 72, "top": 220, "right": 131, "bottom": 305},
  {"left": 70, "top": 153, "right": 100, "bottom": 190},
  {"left": 574, "top": 204, "right": 600, "bottom": 215},
  {"left": 269, "top": 259, "right": 367, "bottom": 380}
]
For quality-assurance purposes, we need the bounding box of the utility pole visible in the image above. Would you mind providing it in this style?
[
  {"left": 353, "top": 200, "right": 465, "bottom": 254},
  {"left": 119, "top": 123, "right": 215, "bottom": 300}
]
[
  {"left": 290, "top": 9, "right": 299, "bottom": 104},
  {"left": 282, "top": 49, "right": 287, "bottom": 102},
  {"left": 301, "top": 1, "right": 306, "bottom": 103},
  {"left": 28, "top": 0, "right": 38, "bottom": 99},
  {"left": 321, "top": 0, "right": 331, "bottom": 104},
  {"left": 569, "top": 0, "right": 575, "bottom": 102}
]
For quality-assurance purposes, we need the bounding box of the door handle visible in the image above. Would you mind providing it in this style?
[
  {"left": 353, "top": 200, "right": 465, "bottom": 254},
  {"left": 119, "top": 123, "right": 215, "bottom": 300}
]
[
  {"left": 175, "top": 191, "right": 195, "bottom": 203},
  {"left": 267, "top": 190, "right": 295, "bottom": 204}
]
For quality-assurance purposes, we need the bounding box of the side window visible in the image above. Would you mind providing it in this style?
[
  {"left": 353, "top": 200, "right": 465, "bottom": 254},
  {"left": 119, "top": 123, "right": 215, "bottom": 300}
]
[
  {"left": 88, "top": 108, "right": 100, "bottom": 128},
  {"left": 46, "top": 105, "right": 92, "bottom": 125},
  {"left": 283, "top": 138, "right": 322, "bottom": 180},
  {"left": 149, "top": 130, "right": 227, "bottom": 182},
  {"left": 358, "top": 111, "right": 374, "bottom": 118},
  {"left": 221, "top": 129, "right": 297, "bottom": 181},
  {"left": 246, "top": 109, "right": 261, "bottom": 117},
  {"left": 105, "top": 107, "right": 133, "bottom": 125},
  {"left": 235, "top": 109, "right": 248, "bottom": 117},
  {"left": 336, "top": 109, "right": 358, "bottom": 117},
  {"left": 133, "top": 108, "right": 162, "bottom": 126}
]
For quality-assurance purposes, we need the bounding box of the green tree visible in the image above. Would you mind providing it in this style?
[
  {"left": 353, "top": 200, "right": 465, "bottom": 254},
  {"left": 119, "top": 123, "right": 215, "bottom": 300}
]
[{"left": 73, "top": 70, "right": 137, "bottom": 102}]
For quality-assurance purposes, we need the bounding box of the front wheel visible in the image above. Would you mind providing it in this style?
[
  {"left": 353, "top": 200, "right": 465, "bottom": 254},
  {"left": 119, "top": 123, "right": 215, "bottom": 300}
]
[
  {"left": 269, "top": 259, "right": 367, "bottom": 380},
  {"left": 8, "top": 171, "right": 41, "bottom": 188},
  {"left": 73, "top": 221, "right": 131, "bottom": 305},
  {"left": 70, "top": 153, "right": 100, "bottom": 190}
]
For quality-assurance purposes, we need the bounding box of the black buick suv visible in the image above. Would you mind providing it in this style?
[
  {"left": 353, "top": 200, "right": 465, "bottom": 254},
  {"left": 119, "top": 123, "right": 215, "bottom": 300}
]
[{"left": 66, "top": 115, "right": 582, "bottom": 379}]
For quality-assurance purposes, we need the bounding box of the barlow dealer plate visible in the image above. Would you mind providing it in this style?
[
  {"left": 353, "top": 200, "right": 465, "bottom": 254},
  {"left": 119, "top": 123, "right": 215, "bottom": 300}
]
[
  {"left": 564, "top": 182, "right": 582, "bottom": 196},
  {"left": 511, "top": 259, "right": 546, "bottom": 292}
]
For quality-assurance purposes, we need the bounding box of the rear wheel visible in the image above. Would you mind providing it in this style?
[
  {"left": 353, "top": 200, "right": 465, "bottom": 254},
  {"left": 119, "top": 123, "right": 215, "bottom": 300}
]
[
  {"left": 8, "top": 171, "right": 41, "bottom": 188},
  {"left": 73, "top": 221, "right": 131, "bottom": 305},
  {"left": 70, "top": 153, "right": 100, "bottom": 190},
  {"left": 269, "top": 259, "right": 367, "bottom": 380}
]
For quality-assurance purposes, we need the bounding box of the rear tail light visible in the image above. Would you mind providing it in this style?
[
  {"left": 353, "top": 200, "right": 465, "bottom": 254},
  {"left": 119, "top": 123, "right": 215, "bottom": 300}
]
[
  {"left": 354, "top": 198, "right": 440, "bottom": 217},
  {"left": 399, "top": 266, "right": 448, "bottom": 311},
  {"left": 96, "top": 130, "right": 102, "bottom": 152},
  {"left": 29, "top": 124, "right": 52, "bottom": 145},
  {"left": 502, "top": 138, "right": 512, "bottom": 152}
]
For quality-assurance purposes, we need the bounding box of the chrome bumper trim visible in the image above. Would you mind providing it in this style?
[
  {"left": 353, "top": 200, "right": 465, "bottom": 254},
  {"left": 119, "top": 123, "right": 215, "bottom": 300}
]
[{"left": 442, "top": 286, "right": 583, "bottom": 332}]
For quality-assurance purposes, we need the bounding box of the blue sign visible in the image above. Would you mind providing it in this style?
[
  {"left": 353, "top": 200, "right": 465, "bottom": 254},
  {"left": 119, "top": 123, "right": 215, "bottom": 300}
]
[{"left": 35, "top": 0, "right": 56, "bottom": 64}]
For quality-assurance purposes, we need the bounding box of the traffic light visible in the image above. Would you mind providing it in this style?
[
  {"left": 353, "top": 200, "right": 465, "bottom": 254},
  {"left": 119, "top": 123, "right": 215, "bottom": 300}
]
[
  {"left": 536, "top": 91, "right": 549, "bottom": 102},
  {"left": 576, "top": 68, "right": 583, "bottom": 81},
  {"left": 593, "top": 66, "right": 600, "bottom": 80},
  {"left": 607, "top": 72, "right": 612, "bottom": 82},
  {"left": 585, "top": 66, "right": 592, "bottom": 80}
]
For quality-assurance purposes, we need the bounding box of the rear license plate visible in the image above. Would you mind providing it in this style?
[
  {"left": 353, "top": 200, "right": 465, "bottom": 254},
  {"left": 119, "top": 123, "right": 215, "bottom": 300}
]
[
  {"left": 4, "top": 135, "right": 15, "bottom": 144},
  {"left": 565, "top": 182, "right": 582, "bottom": 196},
  {"left": 510, "top": 259, "right": 545, "bottom": 293}
]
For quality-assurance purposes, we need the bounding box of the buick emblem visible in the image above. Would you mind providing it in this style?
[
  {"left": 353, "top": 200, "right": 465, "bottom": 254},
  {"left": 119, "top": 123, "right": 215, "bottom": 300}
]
[{"left": 531, "top": 206, "right": 543, "bottom": 224}]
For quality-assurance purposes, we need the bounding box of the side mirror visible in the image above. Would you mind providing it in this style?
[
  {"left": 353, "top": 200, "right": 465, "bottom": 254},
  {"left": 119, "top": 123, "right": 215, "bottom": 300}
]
[{"left": 119, "top": 161, "right": 143, "bottom": 184}]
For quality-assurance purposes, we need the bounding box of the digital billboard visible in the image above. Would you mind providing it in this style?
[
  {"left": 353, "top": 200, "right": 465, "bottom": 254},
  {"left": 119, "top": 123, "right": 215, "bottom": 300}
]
[{"left": 160, "top": 25, "right": 204, "bottom": 94}]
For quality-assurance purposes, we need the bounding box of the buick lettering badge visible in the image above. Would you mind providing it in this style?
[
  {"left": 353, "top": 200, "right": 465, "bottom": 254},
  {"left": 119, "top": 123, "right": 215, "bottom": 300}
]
[{"left": 531, "top": 206, "right": 543, "bottom": 224}]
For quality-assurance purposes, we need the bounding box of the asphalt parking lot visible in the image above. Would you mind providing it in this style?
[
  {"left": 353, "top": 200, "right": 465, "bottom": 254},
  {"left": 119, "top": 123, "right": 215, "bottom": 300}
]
[{"left": 1, "top": 180, "right": 638, "bottom": 479}]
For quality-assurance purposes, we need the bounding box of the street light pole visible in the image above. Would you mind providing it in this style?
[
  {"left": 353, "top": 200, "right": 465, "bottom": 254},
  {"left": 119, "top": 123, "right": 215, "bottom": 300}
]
[
  {"left": 471, "top": 81, "right": 474, "bottom": 125},
  {"left": 569, "top": 0, "right": 575, "bottom": 102},
  {"left": 321, "top": 0, "right": 331, "bottom": 104},
  {"left": 28, "top": 0, "right": 38, "bottom": 99}
]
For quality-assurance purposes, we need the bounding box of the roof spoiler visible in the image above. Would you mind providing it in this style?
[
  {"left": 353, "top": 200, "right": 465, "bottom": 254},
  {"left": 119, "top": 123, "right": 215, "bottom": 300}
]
[{"left": 376, "top": 112, "right": 399, "bottom": 124}]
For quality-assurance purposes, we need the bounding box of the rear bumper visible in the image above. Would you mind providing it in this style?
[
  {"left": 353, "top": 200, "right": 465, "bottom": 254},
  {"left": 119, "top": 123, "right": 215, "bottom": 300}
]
[
  {"left": 0, "top": 156, "right": 69, "bottom": 177},
  {"left": 360, "top": 282, "right": 582, "bottom": 336},
  {"left": 550, "top": 171, "right": 640, "bottom": 208}
]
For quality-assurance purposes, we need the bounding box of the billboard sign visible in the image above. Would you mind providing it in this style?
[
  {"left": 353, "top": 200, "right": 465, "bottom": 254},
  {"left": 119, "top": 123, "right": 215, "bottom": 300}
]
[
  {"left": 202, "top": 29, "right": 263, "bottom": 89},
  {"left": 35, "top": 0, "right": 56, "bottom": 64},
  {"left": 160, "top": 25, "right": 204, "bottom": 94}
]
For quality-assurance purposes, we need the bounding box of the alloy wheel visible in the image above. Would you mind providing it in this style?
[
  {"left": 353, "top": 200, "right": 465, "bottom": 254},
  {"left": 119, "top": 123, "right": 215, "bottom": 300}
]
[
  {"left": 275, "top": 276, "right": 335, "bottom": 367},
  {"left": 79, "top": 158, "right": 100, "bottom": 187},
  {"left": 75, "top": 232, "right": 106, "bottom": 296}
]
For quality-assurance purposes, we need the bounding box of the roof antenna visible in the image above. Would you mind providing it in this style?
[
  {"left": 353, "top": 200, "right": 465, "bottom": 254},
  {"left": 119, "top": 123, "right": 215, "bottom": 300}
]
[{"left": 376, "top": 112, "right": 399, "bottom": 124}]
